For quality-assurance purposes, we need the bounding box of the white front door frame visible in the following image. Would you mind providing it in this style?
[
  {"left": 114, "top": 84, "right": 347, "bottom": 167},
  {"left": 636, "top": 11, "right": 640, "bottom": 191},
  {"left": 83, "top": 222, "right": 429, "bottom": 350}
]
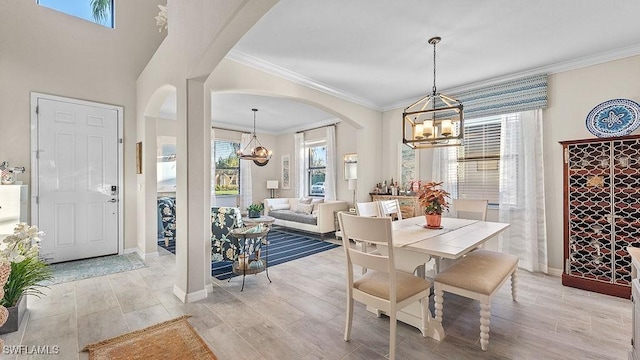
[{"left": 30, "top": 92, "right": 125, "bottom": 258}]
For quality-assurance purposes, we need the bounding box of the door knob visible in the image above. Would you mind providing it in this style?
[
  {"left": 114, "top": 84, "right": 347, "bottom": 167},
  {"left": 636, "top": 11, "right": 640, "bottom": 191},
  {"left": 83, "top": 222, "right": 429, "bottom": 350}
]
[{"left": 107, "top": 198, "right": 117, "bottom": 203}]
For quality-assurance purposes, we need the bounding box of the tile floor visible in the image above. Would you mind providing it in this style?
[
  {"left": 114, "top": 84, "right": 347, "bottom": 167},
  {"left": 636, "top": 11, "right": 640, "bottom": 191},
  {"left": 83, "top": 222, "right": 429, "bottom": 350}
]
[{"left": 0, "top": 244, "right": 633, "bottom": 360}]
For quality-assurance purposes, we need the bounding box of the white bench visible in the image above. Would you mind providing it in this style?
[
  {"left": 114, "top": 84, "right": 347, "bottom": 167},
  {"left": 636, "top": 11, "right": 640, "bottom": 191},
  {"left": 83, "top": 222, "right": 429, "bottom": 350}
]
[{"left": 434, "top": 249, "right": 518, "bottom": 351}]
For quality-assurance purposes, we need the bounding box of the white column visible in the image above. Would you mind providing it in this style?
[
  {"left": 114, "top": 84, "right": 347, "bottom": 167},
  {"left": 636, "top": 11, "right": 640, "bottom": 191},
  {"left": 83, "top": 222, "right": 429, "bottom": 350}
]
[{"left": 173, "top": 77, "right": 211, "bottom": 302}]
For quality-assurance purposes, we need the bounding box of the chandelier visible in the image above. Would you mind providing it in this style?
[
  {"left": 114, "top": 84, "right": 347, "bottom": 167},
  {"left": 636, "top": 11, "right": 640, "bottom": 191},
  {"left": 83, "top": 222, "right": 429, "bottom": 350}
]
[
  {"left": 237, "top": 108, "right": 272, "bottom": 166},
  {"left": 402, "top": 36, "right": 464, "bottom": 149}
]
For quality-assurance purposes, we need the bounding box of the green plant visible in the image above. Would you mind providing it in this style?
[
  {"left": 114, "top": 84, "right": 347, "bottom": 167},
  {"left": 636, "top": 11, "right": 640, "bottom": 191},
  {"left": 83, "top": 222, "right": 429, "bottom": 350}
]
[
  {"left": 416, "top": 181, "right": 451, "bottom": 215},
  {"left": 0, "top": 224, "right": 52, "bottom": 307},
  {"left": 247, "top": 203, "right": 264, "bottom": 212}
]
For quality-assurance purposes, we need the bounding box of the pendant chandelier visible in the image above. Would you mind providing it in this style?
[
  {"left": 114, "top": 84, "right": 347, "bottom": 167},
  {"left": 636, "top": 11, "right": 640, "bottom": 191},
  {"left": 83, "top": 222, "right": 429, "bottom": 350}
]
[
  {"left": 402, "top": 36, "right": 464, "bottom": 149},
  {"left": 238, "top": 108, "right": 272, "bottom": 166}
]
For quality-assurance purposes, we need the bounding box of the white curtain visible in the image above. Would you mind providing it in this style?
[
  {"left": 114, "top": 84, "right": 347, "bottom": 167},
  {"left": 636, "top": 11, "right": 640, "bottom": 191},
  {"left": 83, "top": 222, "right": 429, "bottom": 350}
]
[
  {"left": 324, "top": 126, "right": 337, "bottom": 201},
  {"left": 498, "top": 110, "right": 548, "bottom": 273},
  {"left": 239, "top": 133, "right": 253, "bottom": 210},
  {"left": 432, "top": 147, "right": 458, "bottom": 217},
  {"left": 294, "top": 132, "right": 305, "bottom": 198},
  {"left": 211, "top": 129, "right": 216, "bottom": 206}
]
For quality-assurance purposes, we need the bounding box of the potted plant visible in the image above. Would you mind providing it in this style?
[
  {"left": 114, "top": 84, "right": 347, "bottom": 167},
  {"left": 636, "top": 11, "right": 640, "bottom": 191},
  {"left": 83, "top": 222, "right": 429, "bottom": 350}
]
[
  {"left": 0, "top": 223, "right": 52, "bottom": 334},
  {"left": 416, "top": 181, "right": 451, "bottom": 228},
  {"left": 247, "top": 203, "right": 264, "bottom": 218}
]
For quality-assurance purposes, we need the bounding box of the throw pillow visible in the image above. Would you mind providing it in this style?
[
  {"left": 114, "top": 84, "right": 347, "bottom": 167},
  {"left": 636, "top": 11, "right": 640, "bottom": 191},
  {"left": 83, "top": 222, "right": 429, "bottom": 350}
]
[
  {"left": 269, "top": 203, "right": 290, "bottom": 211},
  {"left": 297, "top": 203, "right": 314, "bottom": 215}
]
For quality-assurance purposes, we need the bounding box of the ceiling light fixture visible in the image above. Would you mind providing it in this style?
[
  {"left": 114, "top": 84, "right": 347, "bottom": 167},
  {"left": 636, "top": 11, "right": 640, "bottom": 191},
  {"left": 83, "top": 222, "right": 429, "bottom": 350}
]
[
  {"left": 238, "top": 108, "right": 272, "bottom": 166},
  {"left": 402, "top": 36, "right": 464, "bottom": 149}
]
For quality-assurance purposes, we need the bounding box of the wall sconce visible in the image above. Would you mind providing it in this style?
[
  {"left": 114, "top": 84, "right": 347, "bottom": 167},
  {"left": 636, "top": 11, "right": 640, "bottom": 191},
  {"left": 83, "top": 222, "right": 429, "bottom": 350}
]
[{"left": 266, "top": 180, "right": 279, "bottom": 198}]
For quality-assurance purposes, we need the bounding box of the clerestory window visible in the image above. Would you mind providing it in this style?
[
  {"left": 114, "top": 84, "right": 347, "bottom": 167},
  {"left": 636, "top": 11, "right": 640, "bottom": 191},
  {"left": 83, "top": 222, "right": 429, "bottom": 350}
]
[{"left": 37, "top": 0, "right": 115, "bottom": 28}]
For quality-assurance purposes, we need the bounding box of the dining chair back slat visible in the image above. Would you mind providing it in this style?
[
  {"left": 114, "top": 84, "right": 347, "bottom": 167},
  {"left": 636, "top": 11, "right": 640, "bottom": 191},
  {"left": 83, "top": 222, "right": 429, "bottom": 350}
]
[{"left": 378, "top": 199, "right": 403, "bottom": 220}]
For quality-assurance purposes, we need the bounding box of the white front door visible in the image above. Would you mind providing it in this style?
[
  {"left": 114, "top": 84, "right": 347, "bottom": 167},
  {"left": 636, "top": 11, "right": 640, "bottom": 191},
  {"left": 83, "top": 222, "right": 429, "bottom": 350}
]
[{"left": 34, "top": 96, "right": 121, "bottom": 263}]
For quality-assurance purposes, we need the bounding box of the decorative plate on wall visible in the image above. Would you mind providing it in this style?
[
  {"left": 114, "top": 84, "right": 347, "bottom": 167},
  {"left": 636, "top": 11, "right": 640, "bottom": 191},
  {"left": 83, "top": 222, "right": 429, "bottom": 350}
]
[{"left": 586, "top": 98, "right": 640, "bottom": 137}]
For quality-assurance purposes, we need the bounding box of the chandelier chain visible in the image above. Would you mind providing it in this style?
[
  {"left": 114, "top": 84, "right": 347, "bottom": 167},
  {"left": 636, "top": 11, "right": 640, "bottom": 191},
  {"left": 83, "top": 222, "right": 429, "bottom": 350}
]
[{"left": 432, "top": 39, "right": 437, "bottom": 95}]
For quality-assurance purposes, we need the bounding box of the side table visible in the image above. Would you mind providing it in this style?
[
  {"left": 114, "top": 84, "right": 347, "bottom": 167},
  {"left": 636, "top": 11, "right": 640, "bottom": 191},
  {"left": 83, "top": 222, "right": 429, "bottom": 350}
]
[{"left": 229, "top": 226, "right": 270, "bottom": 291}]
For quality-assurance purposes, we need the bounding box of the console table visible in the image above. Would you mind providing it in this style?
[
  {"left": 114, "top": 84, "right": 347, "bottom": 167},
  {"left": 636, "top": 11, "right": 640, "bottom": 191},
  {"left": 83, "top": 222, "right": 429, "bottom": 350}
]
[{"left": 370, "top": 194, "right": 421, "bottom": 219}]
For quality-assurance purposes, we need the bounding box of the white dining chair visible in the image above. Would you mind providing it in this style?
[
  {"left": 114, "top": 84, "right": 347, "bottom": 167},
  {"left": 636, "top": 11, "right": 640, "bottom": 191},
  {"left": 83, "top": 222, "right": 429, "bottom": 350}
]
[
  {"left": 378, "top": 199, "right": 403, "bottom": 220},
  {"left": 338, "top": 213, "right": 430, "bottom": 360},
  {"left": 452, "top": 199, "right": 488, "bottom": 221},
  {"left": 356, "top": 201, "right": 381, "bottom": 217}
]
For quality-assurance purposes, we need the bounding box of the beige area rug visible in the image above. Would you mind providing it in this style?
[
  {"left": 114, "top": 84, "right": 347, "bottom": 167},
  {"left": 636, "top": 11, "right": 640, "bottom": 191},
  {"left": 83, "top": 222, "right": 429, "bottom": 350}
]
[{"left": 83, "top": 316, "right": 217, "bottom": 360}]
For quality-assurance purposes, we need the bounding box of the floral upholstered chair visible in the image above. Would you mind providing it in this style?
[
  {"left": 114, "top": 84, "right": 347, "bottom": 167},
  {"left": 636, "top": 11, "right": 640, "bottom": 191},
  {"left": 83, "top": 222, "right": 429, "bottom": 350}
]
[
  {"left": 211, "top": 207, "right": 262, "bottom": 262},
  {"left": 157, "top": 197, "right": 176, "bottom": 246}
]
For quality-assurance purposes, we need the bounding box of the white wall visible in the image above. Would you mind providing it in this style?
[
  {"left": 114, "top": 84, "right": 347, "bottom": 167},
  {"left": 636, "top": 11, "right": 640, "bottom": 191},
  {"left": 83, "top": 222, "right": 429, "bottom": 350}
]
[{"left": 0, "top": 0, "right": 165, "bottom": 249}]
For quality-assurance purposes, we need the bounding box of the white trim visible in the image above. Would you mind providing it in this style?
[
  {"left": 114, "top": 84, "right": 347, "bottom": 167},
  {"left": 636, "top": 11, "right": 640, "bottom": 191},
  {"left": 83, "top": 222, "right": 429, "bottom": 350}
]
[
  {"left": 124, "top": 247, "right": 158, "bottom": 261},
  {"left": 225, "top": 50, "right": 381, "bottom": 111},
  {"left": 547, "top": 267, "right": 563, "bottom": 277},
  {"left": 173, "top": 285, "right": 208, "bottom": 303},
  {"left": 205, "top": 283, "right": 214, "bottom": 293},
  {"left": 30, "top": 92, "right": 125, "bottom": 256},
  {"left": 226, "top": 44, "right": 640, "bottom": 113}
]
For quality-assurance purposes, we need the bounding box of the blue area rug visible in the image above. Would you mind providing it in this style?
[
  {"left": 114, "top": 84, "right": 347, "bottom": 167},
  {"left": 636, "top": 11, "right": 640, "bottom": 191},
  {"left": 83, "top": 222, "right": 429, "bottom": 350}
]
[
  {"left": 44, "top": 253, "right": 147, "bottom": 285},
  {"left": 158, "top": 228, "right": 340, "bottom": 280}
]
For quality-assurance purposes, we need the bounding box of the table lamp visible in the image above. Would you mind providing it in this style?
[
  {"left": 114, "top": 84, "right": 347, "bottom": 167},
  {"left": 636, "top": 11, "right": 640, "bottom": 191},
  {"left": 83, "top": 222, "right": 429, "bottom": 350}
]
[
  {"left": 348, "top": 178, "right": 357, "bottom": 211},
  {"left": 266, "top": 180, "right": 279, "bottom": 198}
]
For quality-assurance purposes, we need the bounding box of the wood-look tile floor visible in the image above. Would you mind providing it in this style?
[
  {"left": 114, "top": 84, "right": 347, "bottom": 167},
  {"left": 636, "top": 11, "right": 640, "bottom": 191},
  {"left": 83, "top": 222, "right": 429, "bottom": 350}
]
[{"left": 0, "top": 245, "right": 632, "bottom": 360}]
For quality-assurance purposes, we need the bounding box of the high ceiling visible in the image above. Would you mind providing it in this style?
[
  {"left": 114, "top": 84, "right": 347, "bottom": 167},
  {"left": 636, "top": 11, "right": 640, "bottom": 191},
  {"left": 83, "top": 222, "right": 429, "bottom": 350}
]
[{"left": 160, "top": 0, "right": 640, "bottom": 134}]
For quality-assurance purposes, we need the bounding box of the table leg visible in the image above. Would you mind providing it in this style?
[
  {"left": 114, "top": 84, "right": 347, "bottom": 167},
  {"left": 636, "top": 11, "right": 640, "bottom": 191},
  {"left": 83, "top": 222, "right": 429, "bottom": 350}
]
[{"left": 264, "top": 233, "right": 272, "bottom": 283}]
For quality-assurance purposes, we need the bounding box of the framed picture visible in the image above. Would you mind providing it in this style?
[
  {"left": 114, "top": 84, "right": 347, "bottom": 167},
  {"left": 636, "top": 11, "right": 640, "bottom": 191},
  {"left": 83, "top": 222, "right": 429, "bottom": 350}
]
[
  {"left": 281, "top": 154, "right": 291, "bottom": 189},
  {"left": 397, "top": 142, "right": 418, "bottom": 187},
  {"left": 136, "top": 142, "right": 143, "bottom": 174}
]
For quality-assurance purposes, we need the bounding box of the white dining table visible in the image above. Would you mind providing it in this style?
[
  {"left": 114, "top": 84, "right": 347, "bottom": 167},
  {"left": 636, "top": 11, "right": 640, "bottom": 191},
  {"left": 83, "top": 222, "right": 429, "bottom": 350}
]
[{"left": 372, "top": 216, "right": 510, "bottom": 341}]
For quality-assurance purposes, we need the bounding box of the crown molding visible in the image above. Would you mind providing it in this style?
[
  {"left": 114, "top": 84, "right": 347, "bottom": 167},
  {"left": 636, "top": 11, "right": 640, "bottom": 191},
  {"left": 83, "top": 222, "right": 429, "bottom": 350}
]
[
  {"left": 225, "top": 49, "right": 382, "bottom": 111},
  {"left": 225, "top": 43, "right": 640, "bottom": 114},
  {"left": 383, "top": 43, "right": 640, "bottom": 112}
]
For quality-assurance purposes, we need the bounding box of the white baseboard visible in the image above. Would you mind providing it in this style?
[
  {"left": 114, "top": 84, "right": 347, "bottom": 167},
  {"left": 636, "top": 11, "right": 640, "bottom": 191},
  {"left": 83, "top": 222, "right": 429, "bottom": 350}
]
[
  {"left": 124, "top": 247, "right": 158, "bottom": 261},
  {"left": 205, "top": 283, "right": 214, "bottom": 293},
  {"left": 547, "top": 267, "right": 563, "bottom": 277},
  {"left": 173, "top": 285, "right": 208, "bottom": 303}
]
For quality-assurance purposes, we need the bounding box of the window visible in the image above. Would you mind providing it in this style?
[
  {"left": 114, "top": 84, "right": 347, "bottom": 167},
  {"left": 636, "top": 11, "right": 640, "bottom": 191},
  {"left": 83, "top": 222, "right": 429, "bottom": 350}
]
[
  {"left": 447, "top": 115, "right": 502, "bottom": 204},
  {"left": 37, "top": 0, "right": 114, "bottom": 28},
  {"left": 307, "top": 143, "right": 326, "bottom": 196},
  {"left": 214, "top": 140, "right": 240, "bottom": 196}
]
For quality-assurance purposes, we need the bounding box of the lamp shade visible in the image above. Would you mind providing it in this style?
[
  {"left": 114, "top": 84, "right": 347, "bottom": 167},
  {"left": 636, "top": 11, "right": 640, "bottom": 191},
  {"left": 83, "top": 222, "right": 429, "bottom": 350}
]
[
  {"left": 266, "top": 180, "right": 279, "bottom": 189},
  {"left": 348, "top": 179, "right": 357, "bottom": 191}
]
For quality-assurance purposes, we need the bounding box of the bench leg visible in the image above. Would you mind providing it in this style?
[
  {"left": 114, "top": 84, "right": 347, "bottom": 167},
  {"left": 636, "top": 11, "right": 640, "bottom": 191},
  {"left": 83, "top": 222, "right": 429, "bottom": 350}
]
[
  {"left": 511, "top": 268, "right": 518, "bottom": 301},
  {"left": 479, "top": 302, "right": 490, "bottom": 351}
]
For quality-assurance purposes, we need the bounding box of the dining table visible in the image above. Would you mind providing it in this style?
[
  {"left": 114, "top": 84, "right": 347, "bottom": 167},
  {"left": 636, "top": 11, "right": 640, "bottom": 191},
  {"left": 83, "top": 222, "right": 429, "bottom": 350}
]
[{"left": 372, "top": 216, "right": 510, "bottom": 341}]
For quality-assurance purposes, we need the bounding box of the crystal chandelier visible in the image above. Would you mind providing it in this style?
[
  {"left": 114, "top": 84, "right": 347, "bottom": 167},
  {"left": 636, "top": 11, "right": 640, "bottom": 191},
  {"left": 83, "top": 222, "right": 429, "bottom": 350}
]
[
  {"left": 237, "top": 108, "right": 272, "bottom": 166},
  {"left": 402, "top": 36, "right": 464, "bottom": 149}
]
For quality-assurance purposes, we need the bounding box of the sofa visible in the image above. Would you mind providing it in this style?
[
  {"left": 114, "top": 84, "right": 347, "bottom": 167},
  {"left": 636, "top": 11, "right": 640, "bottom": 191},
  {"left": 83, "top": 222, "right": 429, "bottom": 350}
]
[{"left": 264, "top": 198, "right": 348, "bottom": 235}]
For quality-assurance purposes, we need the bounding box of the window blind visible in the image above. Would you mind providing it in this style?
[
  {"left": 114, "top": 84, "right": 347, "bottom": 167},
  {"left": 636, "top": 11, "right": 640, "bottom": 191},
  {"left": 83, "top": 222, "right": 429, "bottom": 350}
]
[
  {"left": 453, "top": 116, "right": 502, "bottom": 203},
  {"left": 452, "top": 74, "right": 547, "bottom": 119}
]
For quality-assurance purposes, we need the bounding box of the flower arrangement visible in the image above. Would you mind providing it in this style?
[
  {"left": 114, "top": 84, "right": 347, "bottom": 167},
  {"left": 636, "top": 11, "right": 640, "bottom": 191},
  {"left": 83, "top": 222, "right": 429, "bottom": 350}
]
[
  {"left": 0, "top": 224, "right": 52, "bottom": 307},
  {"left": 416, "top": 181, "right": 451, "bottom": 215}
]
